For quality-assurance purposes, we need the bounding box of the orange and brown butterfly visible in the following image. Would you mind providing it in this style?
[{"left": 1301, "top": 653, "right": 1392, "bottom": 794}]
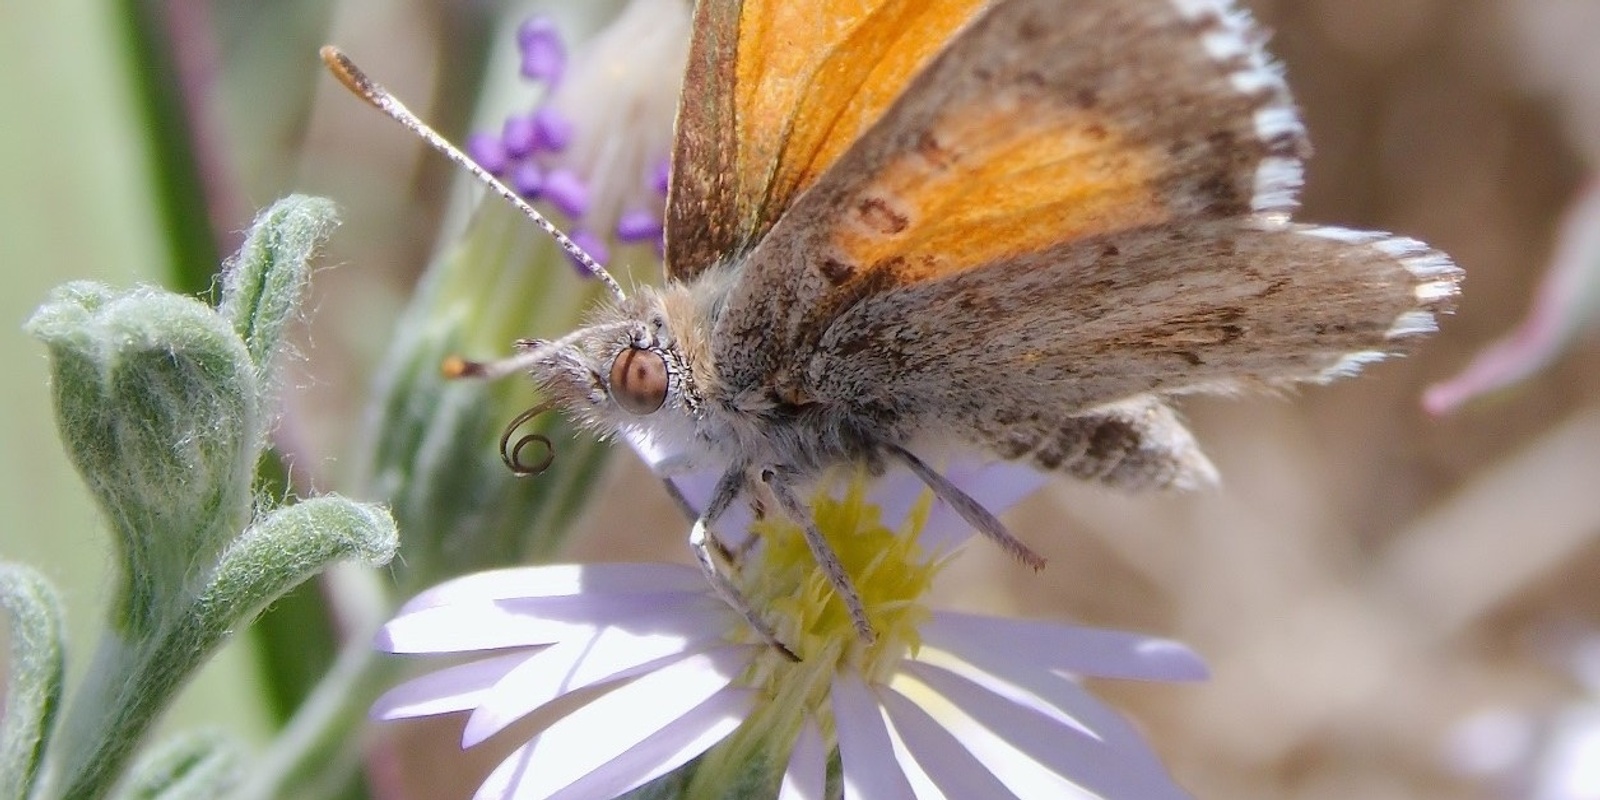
[{"left": 323, "top": 0, "right": 1461, "bottom": 646}]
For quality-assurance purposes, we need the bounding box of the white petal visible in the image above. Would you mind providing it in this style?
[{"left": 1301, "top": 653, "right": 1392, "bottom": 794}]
[
  {"left": 379, "top": 593, "right": 729, "bottom": 654},
  {"left": 913, "top": 715, "right": 1095, "bottom": 800},
  {"left": 779, "top": 718, "right": 828, "bottom": 800},
  {"left": 922, "top": 612, "right": 1207, "bottom": 681},
  {"left": 832, "top": 674, "right": 916, "bottom": 800},
  {"left": 471, "top": 647, "right": 750, "bottom": 800},
  {"left": 398, "top": 563, "right": 706, "bottom": 614},
  {"left": 370, "top": 651, "right": 530, "bottom": 720},
  {"left": 913, "top": 648, "right": 1170, "bottom": 773},
  {"left": 903, "top": 662, "right": 1190, "bottom": 800},
  {"left": 879, "top": 687, "right": 1021, "bottom": 800},
  {"left": 463, "top": 629, "right": 738, "bottom": 746},
  {"left": 548, "top": 688, "right": 755, "bottom": 800}
]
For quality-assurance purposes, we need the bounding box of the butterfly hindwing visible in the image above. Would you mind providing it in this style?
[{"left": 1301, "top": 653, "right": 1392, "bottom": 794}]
[
  {"left": 802, "top": 221, "right": 1458, "bottom": 475},
  {"left": 1007, "top": 396, "right": 1221, "bottom": 491}
]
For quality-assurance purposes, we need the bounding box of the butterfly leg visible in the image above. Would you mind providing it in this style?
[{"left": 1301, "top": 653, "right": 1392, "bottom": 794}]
[
  {"left": 690, "top": 466, "right": 800, "bottom": 661},
  {"left": 888, "top": 444, "right": 1047, "bottom": 571},
  {"left": 761, "top": 468, "right": 878, "bottom": 643}
]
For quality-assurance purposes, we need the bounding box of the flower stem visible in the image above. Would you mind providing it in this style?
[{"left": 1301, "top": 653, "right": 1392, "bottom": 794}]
[{"left": 233, "top": 622, "right": 398, "bottom": 800}]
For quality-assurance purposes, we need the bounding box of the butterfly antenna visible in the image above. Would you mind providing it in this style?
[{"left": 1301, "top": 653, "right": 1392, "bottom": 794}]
[{"left": 320, "top": 46, "right": 627, "bottom": 304}]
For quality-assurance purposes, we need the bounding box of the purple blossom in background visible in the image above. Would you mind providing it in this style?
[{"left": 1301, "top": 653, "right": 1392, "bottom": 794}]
[{"left": 463, "top": 15, "right": 671, "bottom": 263}]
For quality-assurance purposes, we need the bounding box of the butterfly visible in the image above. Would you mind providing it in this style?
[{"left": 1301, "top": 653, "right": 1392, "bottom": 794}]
[{"left": 323, "top": 0, "right": 1460, "bottom": 650}]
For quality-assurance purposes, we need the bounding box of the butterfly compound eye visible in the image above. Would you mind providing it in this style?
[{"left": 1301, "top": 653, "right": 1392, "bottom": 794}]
[{"left": 610, "top": 347, "right": 669, "bottom": 415}]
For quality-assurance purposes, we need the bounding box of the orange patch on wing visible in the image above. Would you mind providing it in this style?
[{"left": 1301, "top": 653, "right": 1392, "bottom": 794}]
[
  {"left": 827, "top": 97, "right": 1171, "bottom": 281},
  {"left": 734, "top": 0, "right": 987, "bottom": 224}
]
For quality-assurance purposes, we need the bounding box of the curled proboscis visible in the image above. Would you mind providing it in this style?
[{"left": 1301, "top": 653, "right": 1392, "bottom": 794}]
[{"left": 499, "top": 401, "right": 558, "bottom": 476}]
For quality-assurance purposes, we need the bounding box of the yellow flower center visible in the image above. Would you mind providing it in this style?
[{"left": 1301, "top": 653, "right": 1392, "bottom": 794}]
[{"left": 689, "top": 471, "right": 947, "bottom": 795}]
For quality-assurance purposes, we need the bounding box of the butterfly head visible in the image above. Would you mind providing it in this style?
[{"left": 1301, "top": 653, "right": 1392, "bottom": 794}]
[{"left": 517, "top": 287, "right": 712, "bottom": 453}]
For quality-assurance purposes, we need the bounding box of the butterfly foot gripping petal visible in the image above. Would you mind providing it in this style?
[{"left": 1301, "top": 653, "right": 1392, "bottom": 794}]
[
  {"left": 761, "top": 470, "right": 879, "bottom": 644},
  {"left": 689, "top": 517, "right": 801, "bottom": 662},
  {"left": 693, "top": 465, "right": 801, "bottom": 661},
  {"left": 890, "top": 444, "right": 1047, "bottom": 571}
]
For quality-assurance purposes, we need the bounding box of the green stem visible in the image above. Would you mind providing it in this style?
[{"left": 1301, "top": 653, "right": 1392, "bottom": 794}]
[
  {"left": 233, "top": 569, "right": 396, "bottom": 800},
  {"left": 112, "top": 0, "right": 222, "bottom": 293}
]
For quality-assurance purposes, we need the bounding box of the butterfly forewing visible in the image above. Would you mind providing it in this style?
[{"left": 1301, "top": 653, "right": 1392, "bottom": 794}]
[{"left": 666, "top": 0, "right": 991, "bottom": 280}]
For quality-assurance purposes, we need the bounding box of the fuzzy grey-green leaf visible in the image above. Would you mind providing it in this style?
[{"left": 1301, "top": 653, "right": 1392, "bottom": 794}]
[
  {"left": 197, "top": 496, "right": 398, "bottom": 634},
  {"left": 25, "top": 283, "right": 260, "bottom": 633},
  {"left": 0, "top": 564, "right": 66, "bottom": 800},
  {"left": 220, "top": 195, "right": 338, "bottom": 379}
]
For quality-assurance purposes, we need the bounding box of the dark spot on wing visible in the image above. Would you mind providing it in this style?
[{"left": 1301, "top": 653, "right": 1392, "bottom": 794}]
[
  {"left": 820, "top": 257, "right": 855, "bottom": 284},
  {"left": 857, "top": 196, "right": 909, "bottom": 235}
]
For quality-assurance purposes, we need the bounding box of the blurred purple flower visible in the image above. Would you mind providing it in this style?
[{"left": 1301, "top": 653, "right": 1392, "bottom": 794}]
[{"left": 465, "top": 3, "right": 682, "bottom": 260}]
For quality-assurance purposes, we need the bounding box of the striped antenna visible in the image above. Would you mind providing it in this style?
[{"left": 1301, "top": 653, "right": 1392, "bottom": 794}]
[{"left": 320, "top": 46, "right": 627, "bottom": 304}]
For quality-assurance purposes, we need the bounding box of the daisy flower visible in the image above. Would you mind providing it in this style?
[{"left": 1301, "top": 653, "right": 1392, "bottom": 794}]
[{"left": 373, "top": 460, "right": 1206, "bottom": 799}]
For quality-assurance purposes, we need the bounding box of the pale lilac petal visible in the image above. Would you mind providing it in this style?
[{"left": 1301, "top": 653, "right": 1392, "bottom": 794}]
[
  {"left": 879, "top": 687, "right": 1021, "bottom": 800},
  {"left": 616, "top": 208, "right": 664, "bottom": 243},
  {"left": 398, "top": 563, "right": 705, "bottom": 613},
  {"left": 863, "top": 457, "right": 1048, "bottom": 554},
  {"left": 371, "top": 651, "right": 530, "bottom": 720},
  {"left": 664, "top": 472, "right": 718, "bottom": 517},
  {"left": 903, "top": 661, "right": 1190, "bottom": 800},
  {"left": 915, "top": 647, "right": 1172, "bottom": 773},
  {"left": 664, "top": 474, "right": 754, "bottom": 547},
  {"left": 547, "top": 688, "right": 755, "bottom": 800},
  {"left": 944, "top": 460, "right": 1049, "bottom": 511},
  {"left": 463, "top": 628, "right": 738, "bottom": 746},
  {"left": 1426, "top": 178, "right": 1600, "bottom": 415},
  {"left": 379, "top": 593, "right": 729, "bottom": 653},
  {"left": 920, "top": 460, "right": 1050, "bottom": 547},
  {"left": 502, "top": 114, "right": 539, "bottom": 158},
  {"left": 866, "top": 468, "right": 934, "bottom": 533},
  {"left": 617, "top": 427, "right": 678, "bottom": 473},
  {"left": 471, "top": 648, "right": 749, "bottom": 800},
  {"left": 779, "top": 718, "right": 827, "bottom": 800},
  {"left": 923, "top": 612, "right": 1208, "bottom": 682},
  {"left": 832, "top": 674, "right": 916, "bottom": 800}
]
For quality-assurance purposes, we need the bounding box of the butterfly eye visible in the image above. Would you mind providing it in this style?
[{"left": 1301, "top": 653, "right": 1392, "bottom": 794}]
[{"left": 609, "top": 347, "right": 668, "bottom": 415}]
